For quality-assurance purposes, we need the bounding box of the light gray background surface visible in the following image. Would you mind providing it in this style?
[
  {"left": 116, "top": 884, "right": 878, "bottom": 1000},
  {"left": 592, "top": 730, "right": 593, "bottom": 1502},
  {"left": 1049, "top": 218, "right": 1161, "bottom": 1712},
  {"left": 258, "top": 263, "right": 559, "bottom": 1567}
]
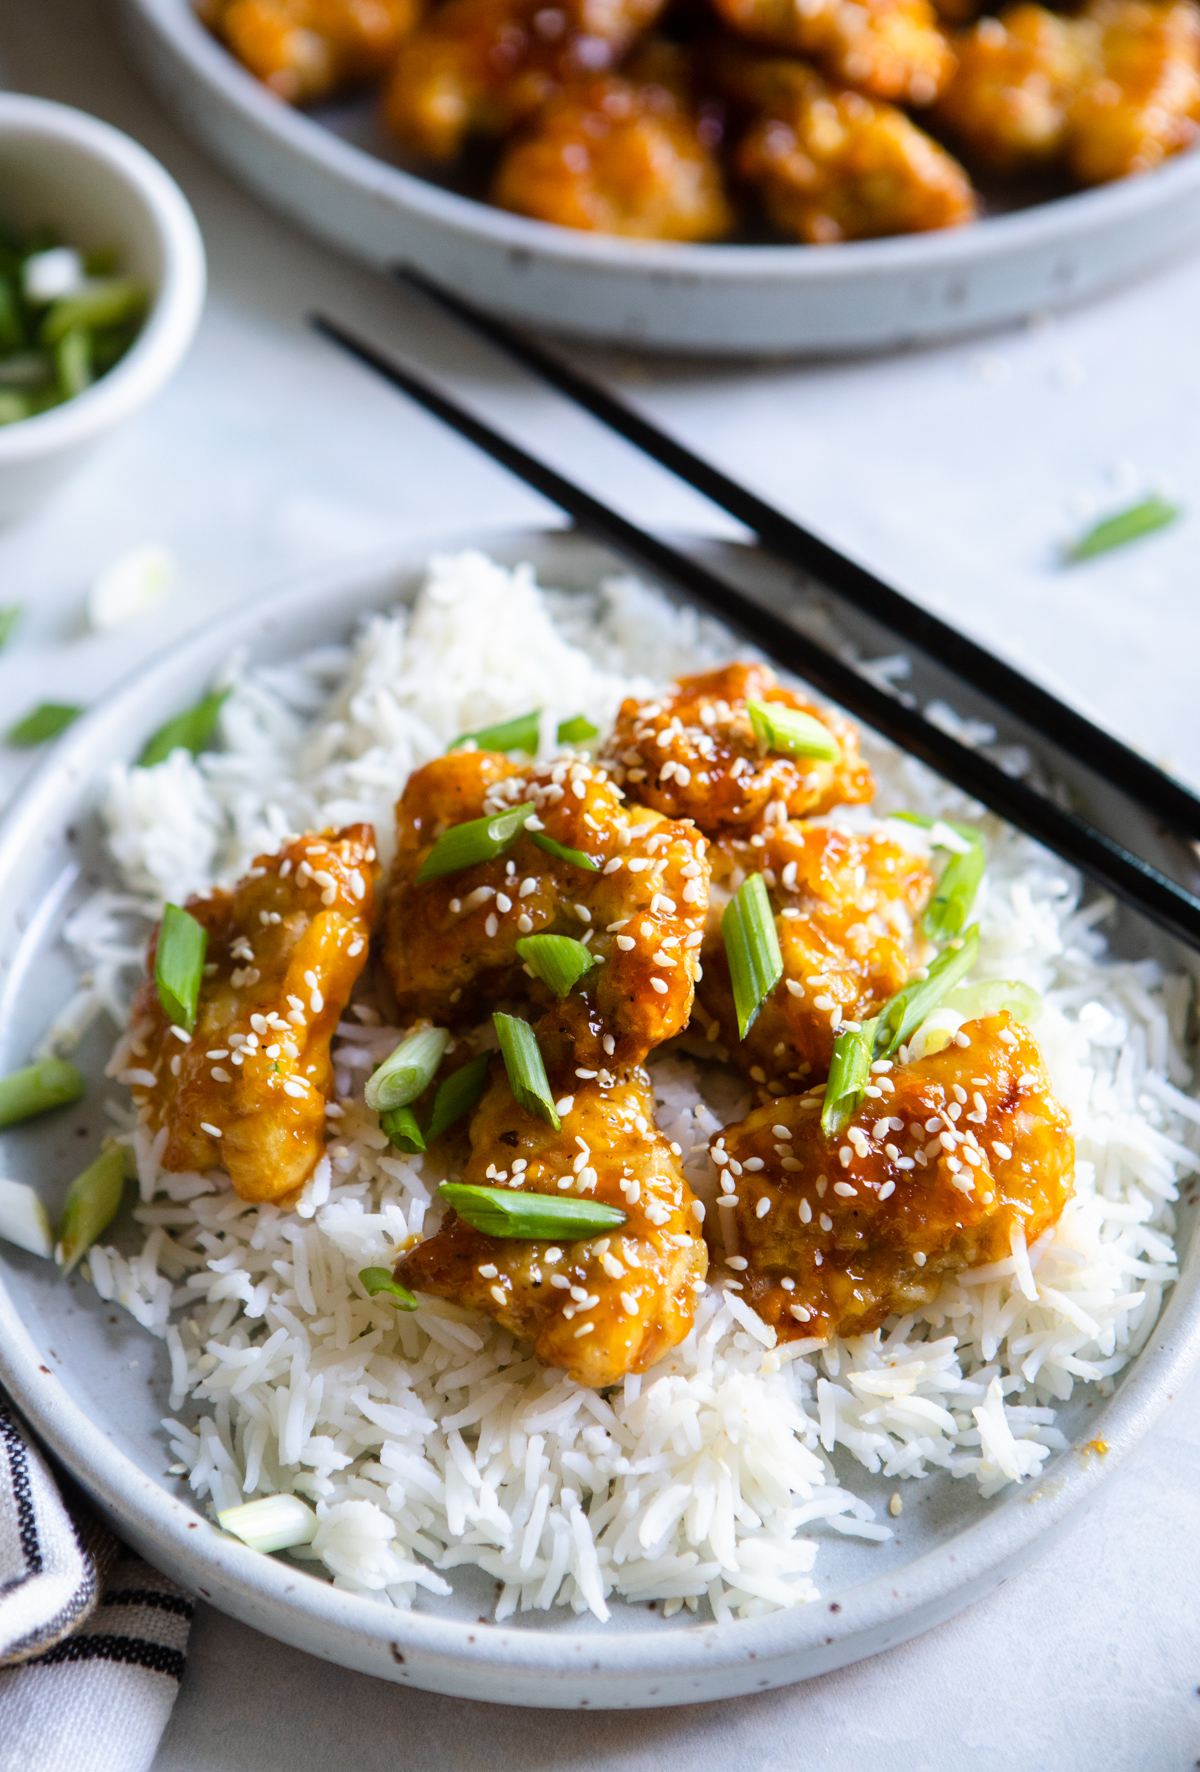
[{"left": 1, "top": 2, "right": 1198, "bottom": 1765}]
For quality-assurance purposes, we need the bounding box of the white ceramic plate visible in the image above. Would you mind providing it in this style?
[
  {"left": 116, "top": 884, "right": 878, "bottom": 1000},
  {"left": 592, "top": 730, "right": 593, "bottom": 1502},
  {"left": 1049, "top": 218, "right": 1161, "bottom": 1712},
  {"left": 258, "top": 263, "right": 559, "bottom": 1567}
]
[
  {"left": 1, "top": 528, "right": 1198, "bottom": 1708},
  {"left": 114, "top": 0, "right": 1200, "bottom": 354}
]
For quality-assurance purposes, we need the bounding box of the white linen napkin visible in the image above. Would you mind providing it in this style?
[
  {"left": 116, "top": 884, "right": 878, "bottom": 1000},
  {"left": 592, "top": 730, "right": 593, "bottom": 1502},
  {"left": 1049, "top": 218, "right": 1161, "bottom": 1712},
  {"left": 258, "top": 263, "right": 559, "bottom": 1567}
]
[{"left": 0, "top": 1392, "right": 193, "bottom": 1772}]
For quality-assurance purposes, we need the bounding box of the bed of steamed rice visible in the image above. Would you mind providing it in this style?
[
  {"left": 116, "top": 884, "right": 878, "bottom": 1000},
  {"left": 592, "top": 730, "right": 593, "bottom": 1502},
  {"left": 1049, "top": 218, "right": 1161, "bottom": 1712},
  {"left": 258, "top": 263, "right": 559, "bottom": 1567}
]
[{"left": 43, "top": 550, "right": 1199, "bottom": 1623}]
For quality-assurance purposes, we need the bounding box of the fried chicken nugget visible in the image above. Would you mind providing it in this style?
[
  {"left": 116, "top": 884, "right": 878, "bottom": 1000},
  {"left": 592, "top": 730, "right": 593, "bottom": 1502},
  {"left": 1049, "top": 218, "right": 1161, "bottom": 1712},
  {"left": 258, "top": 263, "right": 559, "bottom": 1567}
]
[
  {"left": 708, "top": 0, "right": 956, "bottom": 105},
  {"left": 202, "top": 0, "right": 419, "bottom": 103}
]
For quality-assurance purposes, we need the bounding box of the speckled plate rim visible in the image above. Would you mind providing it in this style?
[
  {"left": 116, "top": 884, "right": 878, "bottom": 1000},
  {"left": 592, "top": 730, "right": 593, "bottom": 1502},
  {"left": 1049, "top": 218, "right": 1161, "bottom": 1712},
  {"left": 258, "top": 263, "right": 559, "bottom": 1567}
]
[{"left": 2, "top": 527, "right": 1198, "bottom": 1707}]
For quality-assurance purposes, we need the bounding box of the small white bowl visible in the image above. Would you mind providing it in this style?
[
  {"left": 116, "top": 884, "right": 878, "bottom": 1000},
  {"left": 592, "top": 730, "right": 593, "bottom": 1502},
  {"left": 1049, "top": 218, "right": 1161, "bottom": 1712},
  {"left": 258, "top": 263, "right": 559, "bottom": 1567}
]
[{"left": 0, "top": 94, "right": 206, "bottom": 523}]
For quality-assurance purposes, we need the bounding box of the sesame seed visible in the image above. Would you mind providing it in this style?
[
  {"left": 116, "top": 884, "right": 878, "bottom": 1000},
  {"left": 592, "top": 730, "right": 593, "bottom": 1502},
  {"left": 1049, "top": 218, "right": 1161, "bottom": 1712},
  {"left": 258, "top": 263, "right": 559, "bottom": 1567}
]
[
  {"left": 200, "top": 1122, "right": 222, "bottom": 1137},
  {"left": 490, "top": 1285, "right": 507, "bottom": 1306},
  {"left": 755, "top": 1197, "right": 771, "bottom": 1218}
]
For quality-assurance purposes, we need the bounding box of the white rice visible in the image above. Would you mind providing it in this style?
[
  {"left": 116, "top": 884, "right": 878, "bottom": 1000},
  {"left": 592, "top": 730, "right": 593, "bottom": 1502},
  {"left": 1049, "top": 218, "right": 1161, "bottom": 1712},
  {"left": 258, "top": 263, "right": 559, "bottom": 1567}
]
[{"left": 52, "top": 550, "right": 1196, "bottom": 1621}]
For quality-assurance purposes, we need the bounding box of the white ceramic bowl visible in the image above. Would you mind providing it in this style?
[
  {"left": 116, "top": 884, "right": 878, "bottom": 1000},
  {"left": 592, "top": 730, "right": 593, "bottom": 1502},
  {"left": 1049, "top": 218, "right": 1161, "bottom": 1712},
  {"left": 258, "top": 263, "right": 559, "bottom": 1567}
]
[
  {"left": 117, "top": 0, "right": 1200, "bottom": 355},
  {"left": 0, "top": 93, "right": 206, "bottom": 523}
]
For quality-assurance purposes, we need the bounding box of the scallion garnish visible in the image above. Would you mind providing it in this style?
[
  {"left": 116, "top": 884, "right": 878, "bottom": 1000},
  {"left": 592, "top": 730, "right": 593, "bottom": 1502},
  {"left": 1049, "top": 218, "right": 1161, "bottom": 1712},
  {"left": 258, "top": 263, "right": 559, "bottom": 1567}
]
[
  {"left": 380, "top": 1105, "right": 426, "bottom": 1153},
  {"left": 821, "top": 1021, "right": 876, "bottom": 1139},
  {"left": 722, "top": 872, "right": 783, "bottom": 1039},
  {"left": 556, "top": 714, "right": 599, "bottom": 745},
  {"left": 1065, "top": 497, "right": 1181, "bottom": 563},
  {"left": 138, "top": 689, "right": 229, "bottom": 768},
  {"left": 893, "top": 813, "right": 985, "bottom": 943},
  {"left": 7, "top": 702, "right": 83, "bottom": 746},
  {"left": 40, "top": 276, "right": 147, "bottom": 346},
  {"left": 945, "top": 979, "right": 1042, "bottom": 1023},
  {"left": 155, "top": 904, "right": 207, "bottom": 1034},
  {"left": 438, "top": 1183, "right": 625, "bottom": 1240},
  {"left": 747, "top": 699, "right": 839, "bottom": 763},
  {"left": 56, "top": 1146, "right": 126, "bottom": 1274},
  {"left": 364, "top": 1026, "right": 450, "bottom": 1112},
  {"left": 0, "top": 604, "right": 22, "bottom": 650},
  {"left": 358, "top": 1266, "right": 419, "bottom": 1309},
  {"left": 0, "top": 1178, "right": 54, "bottom": 1259},
  {"left": 425, "top": 1051, "right": 491, "bottom": 1142},
  {"left": 527, "top": 831, "right": 600, "bottom": 872},
  {"left": 493, "top": 1012, "right": 560, "bottom": 1129},
  {"left": 217, "top": 1493, "right": 318, "bottom": 1553},
  {"left": 516, "top": 933, "right": 595, "bottom": 998},
  {"left": 416, "top": 802, "right": 535, "bottom": 883},
  {"left": 873, "top": 926, "right": 980, "bottom": 1059},
  {"left": 0, "top": 1058, "right": 85, "bottom": 1128},
  {"left": 452, "top": 709, "right": 540, "bottom": 755}
]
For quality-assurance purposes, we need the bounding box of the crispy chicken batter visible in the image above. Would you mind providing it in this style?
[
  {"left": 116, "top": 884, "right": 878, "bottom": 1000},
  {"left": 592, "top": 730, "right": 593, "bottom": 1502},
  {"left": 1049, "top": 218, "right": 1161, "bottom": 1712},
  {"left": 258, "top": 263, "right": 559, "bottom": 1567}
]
[
  {"left": 601, "top": 662, "right": 872, "bottom": 837},
  {"left": 200, "top": 0, "right": 419, "bottom": 103},
  {"left": 1071, "top": 0, "right": 1200, "bottom": 180},
  {"left": 713, "top": 1011, "right": 1073, "bottom": 1341},
  {"left": 397, "top": 1064, "right": 708, "bottom": 1385},
  {"left": 708, "top": 0, "right": 956, "bottom": 103},
  {"left": 698, "top": 820, "right": 934, "bottom": 1087},
  {"left": 379, "top": 749, "right": 710, "bottom": 1068},
  {"left": 932, "top": 4, "right": 1088, "bottom": 167},
  {"left": 129, "top": 827, "right": 379, "bottom": 1203}
]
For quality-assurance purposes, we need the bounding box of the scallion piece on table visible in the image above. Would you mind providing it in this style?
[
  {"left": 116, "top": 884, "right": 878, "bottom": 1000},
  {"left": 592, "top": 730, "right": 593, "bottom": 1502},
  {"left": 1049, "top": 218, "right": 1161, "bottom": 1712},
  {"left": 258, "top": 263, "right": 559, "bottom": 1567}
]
[
  {"left": 358, "top": 1266, "right": 419, "bottom": 1309},
  {"left": 515, "top": 933, "right": 595, "bottom": 998},
  {"left": 40, "top": 276, "right": 148, "bottom": 347},
  {"left": 747, "top": 699, "right": 840, "bottom": 763},
  {"left": 365, "top": 1026, "right": 450, "bottom": 1113},
  {"left": 56, "top": 1146, "right": 126, "bottom": 1274},
  {"left": 138, "top": 688, "right": 230, "bottom": 768},
  {"left": 945, "top": 979, "right": 1042, "bottom": 1024},
  {"left": 722, "top": 872, "right": 783, "bottom": 1039},
  {"left": 0, "top": 1058, "right": 85, "bottom": 1129},
  {"left": 154, "top": 903, "right": 207, "bottom": 1033},
  {"left": 438, "top": 1183, "right": 625, "bottom": 1240},
  {"left": 425, "top": 1051, "right": 492, "bottom": 1142},
  {"left": 7, "top": 702, "right": 83, "bottom": 746},
  {"left": 0, "top": 604, "right": 22, "bottom": 650},
  {"left": 1065, "top": 497, "right": 1181, "bottom": 563},
  {"left": 217, "top": 1493, "right": 318, "bottom": 1554},
  {"left": 556, "top": 714, "right": 599, "bottom": 745},
  {"left": 380, "top": 1105, "right": 426, "bottom": 1153},
  {"left": 0, "top": 1178, "right": 54, "bottom": 1259},
  {"left": 873, "top": 926, "right": 981, "bottom": 1059},
  {"left": 493, "top": 1012, "right": 560, "bottom": 1129},
  {"left": 452, "top": 709, "right": 540, "bottom": 755},
  {"left": 416, "top": 802, "right": 535, "bottom": 883},
  {"left": 527, "top": 831, "right": 600, "bottom": 872},
  {"left": 820, "top": 1021, "right": 877, "bottom": 1139}
]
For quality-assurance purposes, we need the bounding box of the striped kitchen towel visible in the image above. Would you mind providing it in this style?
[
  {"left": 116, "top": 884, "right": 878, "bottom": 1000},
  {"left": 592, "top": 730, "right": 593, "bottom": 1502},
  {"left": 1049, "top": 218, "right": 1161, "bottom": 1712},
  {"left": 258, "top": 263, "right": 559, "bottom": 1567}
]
[{"left": 0, "top": 1393, "right": 193, "bottom": 1772}]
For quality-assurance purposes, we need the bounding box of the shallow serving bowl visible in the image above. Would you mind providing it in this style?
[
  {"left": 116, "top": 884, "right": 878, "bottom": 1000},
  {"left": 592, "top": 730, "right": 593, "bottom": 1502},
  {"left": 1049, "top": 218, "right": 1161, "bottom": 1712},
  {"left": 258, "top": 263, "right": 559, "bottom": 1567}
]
[
  {"left": 116, "top": 0, "right": 1200, "bottom": 355},
  {"left": 1, "top": 527, "right": 1198, "bottom": 1707}
]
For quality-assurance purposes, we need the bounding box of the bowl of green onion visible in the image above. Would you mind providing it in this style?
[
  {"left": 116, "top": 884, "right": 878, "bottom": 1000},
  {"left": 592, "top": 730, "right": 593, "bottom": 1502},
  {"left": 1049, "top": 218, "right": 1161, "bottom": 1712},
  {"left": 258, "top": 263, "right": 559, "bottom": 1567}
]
[{"left": 0, "top": 93, "right": 205, "bottom": 522}]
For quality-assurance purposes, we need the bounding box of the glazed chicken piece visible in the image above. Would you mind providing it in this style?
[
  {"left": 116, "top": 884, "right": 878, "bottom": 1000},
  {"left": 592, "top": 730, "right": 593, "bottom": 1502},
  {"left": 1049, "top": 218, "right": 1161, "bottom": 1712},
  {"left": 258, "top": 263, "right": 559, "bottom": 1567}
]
[
  {"left": 493, "top": 59, "right": 732, "bottom": 239},
  {"left": 712, "top": 1010, "right": 1074, "bottom": 1342},
  {"left": 201, "top": 0, "right": 419, "bottom": 103},
  {"left": 707, "top": 0, "right": 956, "bottom": 105},
  {"left": 379, "top": 749, "right": 710, "bottom": 1069},
  {"left": 601, "top": 662, "right": 873, "bottom": 838},
  {"left": 697, "top": 820, "right": 933, "bottom": 1089},
  {"left": 380, "top": 0, "right": 666, "bottom": 159},
  {"left": 932, "top": 5, "right": 1091, "bottom": 169},
  {"left": 128, "top": 827, "right": 379, "bottom": 1203},
  {"left": 397, "top": 1063, "right": 708, "bottom": 1385}
]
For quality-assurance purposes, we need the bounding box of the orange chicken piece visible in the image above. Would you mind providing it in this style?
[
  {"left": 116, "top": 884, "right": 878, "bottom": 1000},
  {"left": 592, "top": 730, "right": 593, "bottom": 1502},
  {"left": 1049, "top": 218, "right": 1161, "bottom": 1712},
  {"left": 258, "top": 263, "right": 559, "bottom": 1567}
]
[
  {"left": 933, "top": 5, "right": 1090, "bottom": 168},
  {"left": 708, "top": 0, "right": 956, "bottom": 104},
  {"left": 202, "top": 0, "right": 419, "bottom": 103}
]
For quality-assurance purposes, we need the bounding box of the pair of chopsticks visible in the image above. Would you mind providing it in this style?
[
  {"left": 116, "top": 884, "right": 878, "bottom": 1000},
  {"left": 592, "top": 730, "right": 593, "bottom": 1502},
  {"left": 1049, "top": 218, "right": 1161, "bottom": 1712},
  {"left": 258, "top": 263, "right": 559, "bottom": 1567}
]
[{"left": 311, "top": 280, "right": 1200, "bottom": 954}]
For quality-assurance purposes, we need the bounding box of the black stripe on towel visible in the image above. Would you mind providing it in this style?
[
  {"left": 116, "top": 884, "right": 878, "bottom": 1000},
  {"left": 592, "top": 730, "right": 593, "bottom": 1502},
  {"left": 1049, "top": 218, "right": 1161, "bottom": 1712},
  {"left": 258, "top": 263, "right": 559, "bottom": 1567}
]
[
  {"left": 31, "top": 1632, "right": 187, "bottom": 1681},
  {"left": 0, "top": 1398, "right": 42, "bottom": 1581},
  {"left": 101, "top": 1589, "right": 195, "bottom": 1620}
]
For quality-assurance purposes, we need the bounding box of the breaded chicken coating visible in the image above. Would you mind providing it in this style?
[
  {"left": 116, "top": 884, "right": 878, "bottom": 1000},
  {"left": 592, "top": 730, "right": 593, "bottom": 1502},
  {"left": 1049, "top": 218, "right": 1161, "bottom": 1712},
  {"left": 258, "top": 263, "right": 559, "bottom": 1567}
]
[
  {"left": 601, "top": 662, "right": 872, "bottom": 837},
  {"left": 712, "top": 1011, "right": 1074, "bottom": 1342},
  {"left": 379, "top": 749, "right": 710, "bottom": 1069},
  {"left": 932, "top": 5, "right": 1089, "bottom": 167},
  {"left": 708, "top": 0, "right": 956, "bottom": 104},
  {"left": 200, "top": 0, "right": 418, "bottom": 103},
  {"left": 1070, "top": 0, "right": 1200, "bottom": 180},
  {"left": 396, "top": 1065, "right": 708, "bottom": 1385},
  {"left": 129, "top": 827, "right": 379, "bottom": 1203}
]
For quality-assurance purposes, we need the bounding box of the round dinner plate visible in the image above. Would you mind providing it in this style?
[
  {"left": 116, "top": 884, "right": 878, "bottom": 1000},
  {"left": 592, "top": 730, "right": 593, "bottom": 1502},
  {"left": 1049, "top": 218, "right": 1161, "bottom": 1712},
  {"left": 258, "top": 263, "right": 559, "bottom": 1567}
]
[
  {"left": 1, "top": 527, "right": 1198, "bottom": 1708},
  {"left": 114, "top": 0, "right": 1200, "bottom": 354}
]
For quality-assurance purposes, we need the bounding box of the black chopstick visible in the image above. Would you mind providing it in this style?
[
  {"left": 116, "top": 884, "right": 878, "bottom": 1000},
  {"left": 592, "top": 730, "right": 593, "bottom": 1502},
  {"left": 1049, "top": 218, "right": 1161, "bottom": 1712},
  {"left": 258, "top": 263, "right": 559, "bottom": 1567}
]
[
  {"left": 396, "top": 266, "right": 1200, "bottom": 847},
  {"left": 310, "top": 311, "right": 1200, "bottom": 954}
]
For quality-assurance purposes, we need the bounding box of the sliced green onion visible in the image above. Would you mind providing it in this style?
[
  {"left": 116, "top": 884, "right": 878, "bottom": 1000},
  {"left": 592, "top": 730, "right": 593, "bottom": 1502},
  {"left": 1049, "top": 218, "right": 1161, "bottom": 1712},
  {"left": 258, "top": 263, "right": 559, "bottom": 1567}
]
[
  {"left": 416, "top": 802, "right": 535, "bottom": 883},
  {"left": 821, "top": 1021, "right": 876, "bottom": 1140},
  {"left": 55, "top": 325, "right": 91, "bottom": 400},
  {"left": 493, "top": 1012, "right": 560, "bottom": 1130},
  {"left": 155, "top": 904, "right": 207, "bottom": 1033},
  {"left": 217, "top": 1493, "right": 318, "bottom": 1553},
  {"left": 358, "top": 1266, "right": 419, "bottom": 1309},
  {"left": 138, "top": 688, "right": 229, "bottom": 768},
  {"left": 516, "top": 933, "right": 595, "bottom": 998},
  {"left": 57, "top": 1147, "right": 126, "bottom": 1274},
  {"left": 747, "top": 699, "right": 839, "bottom": 763},
  {"left": 0, "top": 1178, "right": 54, "bottom": 1259},
  {"left": 7, "top": 702, "right": 83, "bottom": 746},
  {"left": 0, "top": 604, "right": 22, "bottom": 649},
  {"left": 527, "top": 831, "right": 600, "bottom": 872},
  {"left": 0, "top": 1058, "right": 85, "bottom": 1128},
  {"left": 380, "top": 1105, "right": 426, "bottom": 1153},
  {"left": 891, "top": 813, "right": 986, "bottom": 943},
  {"left": 722, "top": 872, "right": 783, "bottom": 1039},
  {"left": 1065, "top": 497, "right": 1181, "bottom": 563},
  {"left": 452, "top": 709, "right": 540, "bottom": 755},
  {"left": 874, "top": 926, "right": 980, "bottom": 1059},
  {"left": 40, "top": 276, "right": 147, "bottom": 346},
  {"left": 0, "top": 390, "right": 28, "bottom": 425},
  {"left": 945, "top": 979, "right": 1042, "bottom": 1024},
  {"left": 364, "top": 1026, "right": 450, "bottom": 1112},
  {"left": 438, "top": 1183, "right": 625, "bottom": 1240},
  {"left": 556, "top": 714, "right": 599, "bottom": 745},
  {"left": 425, "top": 1051, "right": 492, "bottom": 1143}
]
